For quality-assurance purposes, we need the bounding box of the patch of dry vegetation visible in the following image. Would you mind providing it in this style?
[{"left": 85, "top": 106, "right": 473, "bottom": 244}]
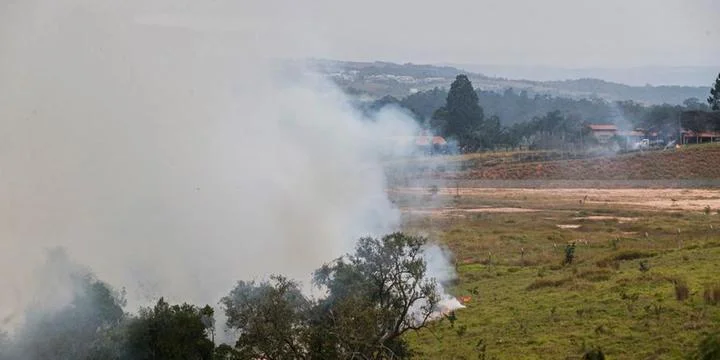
[{"left": 447, "top": 143, "right": 720, "bottom": 181}]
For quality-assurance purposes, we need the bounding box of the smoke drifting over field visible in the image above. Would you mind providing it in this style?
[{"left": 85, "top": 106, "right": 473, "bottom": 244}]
[{"left": 0, "top": 0, "right": 459, "bottom": 335}]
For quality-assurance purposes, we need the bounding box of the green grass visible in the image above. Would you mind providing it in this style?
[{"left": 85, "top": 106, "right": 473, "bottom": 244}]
[{"left": 402, "top": 194, "right": 720, "bottom": 359}]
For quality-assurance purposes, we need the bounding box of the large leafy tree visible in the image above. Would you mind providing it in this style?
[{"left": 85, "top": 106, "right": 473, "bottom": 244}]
[
  {"left": 431, "top": 75, "right": 485, "bottom": 150},
  {"left": 221, "top": 233, "right": 441, "bottom": 360},
  {"left": 708, "top": 72, "right": 720, "bottom": 111},
  {"left": 220, "top": 276, "right": 310, "bottom": 360},
  {"left": 312, "top": 233, "right": 440, "bottom": 359},
  {"left": 124, "top": 298, "right": 215, "bottom": 360}
]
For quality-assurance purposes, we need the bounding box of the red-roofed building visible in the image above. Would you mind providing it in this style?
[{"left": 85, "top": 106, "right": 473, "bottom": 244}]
[
  {"left": 681, "top": 129, "right": 720, "bottom": 144},
  {"left": 587, "top": 124, "right": 618, "bottom": 143},
  {"left": 588, "top": 124, "right": 618, "bottom": 131}
]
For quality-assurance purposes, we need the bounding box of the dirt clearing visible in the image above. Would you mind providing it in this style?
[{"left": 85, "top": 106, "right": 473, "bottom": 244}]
[{"left": 391, "top": 187, "right": 720, "bottom": 212}]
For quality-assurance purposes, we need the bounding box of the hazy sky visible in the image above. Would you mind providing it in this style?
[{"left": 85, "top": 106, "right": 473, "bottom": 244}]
[
  {"left": 304, "top": 0, "right": 720, "bottom": 67},
  {"left": 3, "top": 0, "right": 718, "bottom": 68},
  {"left": 133, "top": 0, "right": 720, "bottom": 68},
  {"left": 336, "top": 0, "right": 720, "bottom": 67}
]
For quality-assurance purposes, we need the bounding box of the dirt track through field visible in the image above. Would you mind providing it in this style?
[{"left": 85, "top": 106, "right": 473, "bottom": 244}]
[
  {"left": 400, "top": 207, "right": 538, "bottom": 217},
  {"left": 393, "top": 187, "right": 720, "bottom": 212}
]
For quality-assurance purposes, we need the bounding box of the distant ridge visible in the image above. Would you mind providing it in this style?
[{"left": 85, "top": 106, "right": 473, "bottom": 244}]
[
  {"left": 304, "top": 59, "right": 711, "bottom": 105},
  {"left": 439, "top": 63, "right": 718, "bottom": 87}
]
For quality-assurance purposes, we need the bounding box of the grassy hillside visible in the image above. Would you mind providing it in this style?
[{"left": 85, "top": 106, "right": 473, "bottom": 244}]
[{"left": 399, "top": 190, "right": 720, "bottom": 359}]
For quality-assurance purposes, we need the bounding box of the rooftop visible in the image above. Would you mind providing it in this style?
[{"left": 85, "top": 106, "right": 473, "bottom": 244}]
[{"left": 588, "top": 124, "right": 618, "bottom": 131}]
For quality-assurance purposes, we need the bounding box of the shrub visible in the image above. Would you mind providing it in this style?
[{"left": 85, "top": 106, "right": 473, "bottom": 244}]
[
  {"left": 564, "top": 242, "right": 576, "bottom": 265},
  {"left": 638, "top": 260, "right": 650, "bottom": 273},
  {"left": 673, "top": 280, "right": 690, "bottom": 301},
  {"left": 582, "top": 347, "right": 606, "bottom": 360},
  {"left": 703, "top": 283, "right": 720, "bottom": 305}
]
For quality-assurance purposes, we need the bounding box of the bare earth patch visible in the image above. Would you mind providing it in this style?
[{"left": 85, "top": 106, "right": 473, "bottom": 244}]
[
  {"left": 557, "top": 224, "right": 582, "bottom": 229},
  {"left": 391, "top": 187, "right": 720, "bottom": 212},
  {"left": 401, "top": 207, "right": 537, "bottom": 217},
  {"left": 462, "top": 207, "right": 537, "bottom": 213},
  {"left": 574, "top": 216, "right": 638, "bottom": 223}
]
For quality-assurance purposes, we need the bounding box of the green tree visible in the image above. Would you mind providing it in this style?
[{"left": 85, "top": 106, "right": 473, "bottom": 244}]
[
  {"left": 221, "top": 276, "right": 310, "bottom": 360},
  {"left": 311, "top": 233, "right": 440, "bottom": 359},
  {"left": 708, "top": 72, "right": 720, "bottom": 111},
  {"left": 431, "top": 75, "right": 485, "bottom": 151},
  {"left": 124, "top": 298, "right": 214, "bottom": 360},
  {"left": 221, "top": 233, "right": 441, "bottom": 360}
]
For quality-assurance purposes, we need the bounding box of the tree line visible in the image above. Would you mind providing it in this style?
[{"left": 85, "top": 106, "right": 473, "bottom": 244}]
[
  {"left": 0, "top": 233, "right": 446, "bottom": 360},
  {"left": 361, "top": 72, "right": 720, "bottom": 152}
]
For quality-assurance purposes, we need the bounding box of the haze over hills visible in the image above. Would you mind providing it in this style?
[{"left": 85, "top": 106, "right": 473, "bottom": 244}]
[
  {"left": 440, "top": 64, "right": 719, "bottom": 87},
  {"left": 306, "top": 59, "right": 713, "bottom": 105}
]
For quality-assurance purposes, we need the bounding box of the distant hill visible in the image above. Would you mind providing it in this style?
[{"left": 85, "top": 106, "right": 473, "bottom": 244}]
[
  {"left": 440, "top": 64, "right": 718, "bottom": 88},
  {"left": 305, "top": 59, "right": 710, "bottom": 105}
]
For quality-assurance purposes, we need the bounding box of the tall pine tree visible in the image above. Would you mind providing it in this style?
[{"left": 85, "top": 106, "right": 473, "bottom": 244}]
[
  {"left": 431, "top": 75, "right": 485, "bottom": 151},
  {"left": 708, "top": 72, "right": 720, "bottom": 111}
]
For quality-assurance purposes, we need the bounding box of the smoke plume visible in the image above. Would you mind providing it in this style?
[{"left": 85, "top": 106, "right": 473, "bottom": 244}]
[{"left": 0, "top": 0, "right": 461, "bottom": 336}]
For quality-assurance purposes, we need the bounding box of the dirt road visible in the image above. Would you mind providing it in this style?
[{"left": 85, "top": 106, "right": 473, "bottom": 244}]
[{"left": 392, "top": 187, "right": 720, "bottom": 212}]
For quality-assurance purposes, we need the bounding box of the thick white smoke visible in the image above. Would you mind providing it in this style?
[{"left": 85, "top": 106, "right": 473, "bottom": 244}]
[
  {"left": 0, "top": 0, "right": 429, "bottom": 329},
  {"left": 422, "top": 243, "right": 465, "bottom": 318}
]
